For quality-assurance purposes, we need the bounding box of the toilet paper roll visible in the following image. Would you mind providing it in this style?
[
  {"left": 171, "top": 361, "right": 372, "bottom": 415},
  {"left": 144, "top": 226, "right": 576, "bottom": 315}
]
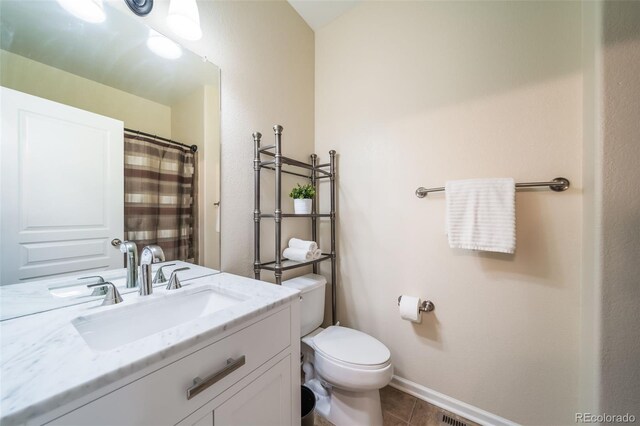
[{"left": 399, "top": 295, "right": 422, "bottom": 323}]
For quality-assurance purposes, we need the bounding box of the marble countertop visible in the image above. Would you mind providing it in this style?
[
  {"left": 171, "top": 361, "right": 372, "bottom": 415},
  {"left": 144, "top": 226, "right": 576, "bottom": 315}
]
[
  {"left": 0, "top": 261, "right": 218, "bottom": 321},
  {"left": 0, "top": 272, "right": 299, "bottom": 425}
]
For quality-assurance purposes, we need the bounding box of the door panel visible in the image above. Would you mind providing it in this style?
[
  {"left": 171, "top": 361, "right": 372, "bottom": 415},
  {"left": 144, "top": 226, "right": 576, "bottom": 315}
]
[
  {"left": 214, "top": 356, "right": 292, "bottom": 426},
  {"left": 1, "top": 87, "right": 124, "bottom": 284},
  {"left": 191, "top": 411, "right": 213, "bottom": 426}
]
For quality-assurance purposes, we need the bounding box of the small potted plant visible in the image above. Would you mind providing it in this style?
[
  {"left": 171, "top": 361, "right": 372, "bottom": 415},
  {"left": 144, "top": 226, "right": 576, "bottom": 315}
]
[{"left": 289, "top": 183, "right": 316, "bottom": 214}]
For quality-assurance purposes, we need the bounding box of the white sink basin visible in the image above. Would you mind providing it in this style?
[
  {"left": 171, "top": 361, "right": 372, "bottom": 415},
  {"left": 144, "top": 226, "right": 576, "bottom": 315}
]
[{"left": 72, "top": 287, "right": 246, "bottom": 351}]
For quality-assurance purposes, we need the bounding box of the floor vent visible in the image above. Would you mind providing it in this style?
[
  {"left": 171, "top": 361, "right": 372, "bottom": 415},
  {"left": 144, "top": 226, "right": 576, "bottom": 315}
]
[{"left": 440, "top": 413, "right": 469, "bottom": 426}]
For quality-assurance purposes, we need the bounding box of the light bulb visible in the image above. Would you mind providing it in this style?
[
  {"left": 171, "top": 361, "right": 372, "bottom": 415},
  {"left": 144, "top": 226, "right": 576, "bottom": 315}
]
[
  {"left": 166, "top": 0, "right": 203, "bottom": 41},
  {"left": 147, "top": 29, "right": 183, "bottom": 60},
  {"left": 56, "top": 0, "right": 106, "bottom": 23}
]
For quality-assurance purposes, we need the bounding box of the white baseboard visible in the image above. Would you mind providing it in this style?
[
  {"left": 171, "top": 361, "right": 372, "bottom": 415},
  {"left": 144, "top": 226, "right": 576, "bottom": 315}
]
[{"left": 389, "top": 376, "right": 519, "bottom": 426}]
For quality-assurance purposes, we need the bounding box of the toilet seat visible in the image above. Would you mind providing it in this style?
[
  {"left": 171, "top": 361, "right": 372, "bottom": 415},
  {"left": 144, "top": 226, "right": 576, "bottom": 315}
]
[
  {"left": 313, "top": 326, "right": 391, "bottom": 370},
  {"left": 312, "top": 326, "right": 393, "bottom": 392}
]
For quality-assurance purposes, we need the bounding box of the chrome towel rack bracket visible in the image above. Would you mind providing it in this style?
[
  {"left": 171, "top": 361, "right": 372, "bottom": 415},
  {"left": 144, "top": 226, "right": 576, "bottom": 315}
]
[{"left": 415, "top": 177, "right": 570, "bottom": 198}]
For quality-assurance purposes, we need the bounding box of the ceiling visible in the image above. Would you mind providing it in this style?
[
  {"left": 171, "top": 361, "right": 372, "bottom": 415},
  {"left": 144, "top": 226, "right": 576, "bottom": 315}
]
[{"left": 287, "top": 0, "right": 361, "bottom": 31}]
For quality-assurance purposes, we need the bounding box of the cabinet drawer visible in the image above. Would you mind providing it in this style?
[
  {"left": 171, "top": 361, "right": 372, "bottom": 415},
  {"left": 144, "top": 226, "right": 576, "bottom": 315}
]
[{"left": 49, "top": 307, "right": 290, "bottom": 426}]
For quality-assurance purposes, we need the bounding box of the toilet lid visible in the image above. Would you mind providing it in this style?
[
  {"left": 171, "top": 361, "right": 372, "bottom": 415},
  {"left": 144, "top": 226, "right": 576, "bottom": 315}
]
[{"left": 313, "top": 326, "right": 391, "bottom": 368}]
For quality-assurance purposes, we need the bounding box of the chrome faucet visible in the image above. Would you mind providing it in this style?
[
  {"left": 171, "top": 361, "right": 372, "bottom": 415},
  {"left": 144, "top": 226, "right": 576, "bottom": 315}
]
[
  {"left": 86, "top": 282, "right": 123, "bottom": 306},
  {"left": 139, "top": 245, "right": 165, "bottom": 296},
  {"left": 78, "top": 275, "right": 108, "bottom": 296},
  {"left": 153, "top": 263, "right": 176, "bottom": 284},
  {"left": 166, "top": 267, "right": 190, "bottom": 290},
  {"left": 119, "top": 241, "right": 139, "bottom": 288}
]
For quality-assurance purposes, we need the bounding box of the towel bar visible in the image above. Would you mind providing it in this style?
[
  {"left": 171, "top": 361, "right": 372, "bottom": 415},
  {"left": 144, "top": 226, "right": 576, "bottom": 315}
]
[{"left": 415, "top": 177, "right": 570, "bottom": 198}]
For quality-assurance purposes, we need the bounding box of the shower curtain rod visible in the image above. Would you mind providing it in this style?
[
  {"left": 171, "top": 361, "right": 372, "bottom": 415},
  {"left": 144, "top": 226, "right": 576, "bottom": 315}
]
[{"left": 124, "top": 128, "right": 198, "bottom": 153}]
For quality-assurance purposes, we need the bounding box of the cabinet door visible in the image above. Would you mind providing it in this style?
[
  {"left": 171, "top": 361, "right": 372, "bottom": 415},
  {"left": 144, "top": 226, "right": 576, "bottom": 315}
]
[
  {"left": 214, "top": 356, "right": 292, "bottom": 426},
  {"left": 191, "top": 411, "right": 213, "bottom": 426}
]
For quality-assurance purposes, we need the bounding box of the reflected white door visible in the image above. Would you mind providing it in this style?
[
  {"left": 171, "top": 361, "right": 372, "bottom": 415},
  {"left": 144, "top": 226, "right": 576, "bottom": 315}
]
[{"left": 0, "top": 87, "right": 124, "bottom": 285}]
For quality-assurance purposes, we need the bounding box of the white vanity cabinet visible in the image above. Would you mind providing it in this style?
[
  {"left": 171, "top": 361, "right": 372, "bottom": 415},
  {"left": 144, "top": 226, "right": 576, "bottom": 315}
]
[
  {"left": 185, "top": 355, "right": 292, "bottom": 426},
  {"left": 46, "top": 305, "right": 299, "bottom": 426}
]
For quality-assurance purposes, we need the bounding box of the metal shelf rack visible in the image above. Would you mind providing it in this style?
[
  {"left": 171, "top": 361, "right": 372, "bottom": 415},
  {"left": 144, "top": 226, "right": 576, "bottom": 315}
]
[{"left": 253, "top": 125, "right": 337, "bottom": 324}]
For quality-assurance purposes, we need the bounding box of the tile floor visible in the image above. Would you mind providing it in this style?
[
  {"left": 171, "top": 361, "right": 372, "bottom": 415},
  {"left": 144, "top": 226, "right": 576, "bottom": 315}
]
[{"left": 313, "top": 386, "right": 480, "bottom": 426}]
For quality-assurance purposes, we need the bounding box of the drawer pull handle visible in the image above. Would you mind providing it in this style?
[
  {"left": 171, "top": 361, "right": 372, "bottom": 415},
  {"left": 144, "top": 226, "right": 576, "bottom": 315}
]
[{"left": 186, "top": 355, "right": 246, "bottom": 400}]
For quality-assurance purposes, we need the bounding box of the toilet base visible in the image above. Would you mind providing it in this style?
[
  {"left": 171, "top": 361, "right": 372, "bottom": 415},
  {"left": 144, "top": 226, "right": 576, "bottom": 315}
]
[{"left": 320, "top": 386, "right": 383, "bottom": 426}]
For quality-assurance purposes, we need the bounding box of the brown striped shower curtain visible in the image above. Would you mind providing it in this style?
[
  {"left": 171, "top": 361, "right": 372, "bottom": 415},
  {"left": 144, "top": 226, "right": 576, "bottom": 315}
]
[{"left": 124, "top": 132, "right": 198, "bottom": 263}]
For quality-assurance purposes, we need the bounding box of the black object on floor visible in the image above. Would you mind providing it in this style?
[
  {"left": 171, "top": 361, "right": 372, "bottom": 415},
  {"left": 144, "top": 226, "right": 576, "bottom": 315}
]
[{"left": 301, "top": 385, "right": 316, "bottom": 426}]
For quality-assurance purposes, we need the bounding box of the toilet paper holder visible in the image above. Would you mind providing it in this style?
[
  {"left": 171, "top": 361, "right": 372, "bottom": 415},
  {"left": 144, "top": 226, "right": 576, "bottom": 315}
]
[{"left": 397, "top": 296, "right": 435, "bottom": 313}]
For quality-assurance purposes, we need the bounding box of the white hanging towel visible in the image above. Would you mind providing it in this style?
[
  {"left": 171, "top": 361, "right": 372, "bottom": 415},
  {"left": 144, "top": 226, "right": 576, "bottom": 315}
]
[{"left": 445, "top": 178, "right": 516, "bottom": 254}]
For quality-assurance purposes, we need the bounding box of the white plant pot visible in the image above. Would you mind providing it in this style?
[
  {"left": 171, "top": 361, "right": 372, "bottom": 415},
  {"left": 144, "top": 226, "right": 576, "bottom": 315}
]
[{"left": 294, "top": 199, "right": 312, "bottom": 214}]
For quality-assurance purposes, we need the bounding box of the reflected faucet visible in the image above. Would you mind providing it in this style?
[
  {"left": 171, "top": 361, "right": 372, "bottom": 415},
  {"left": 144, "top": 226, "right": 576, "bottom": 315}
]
[
  {"left": 119, "top": 241, "right": 139, "bottom": 288},
  {"left": 87, "top": 282, "right": 123, "bottom": 306},
  {"left": 153, "top": 263, "right": 177, "bottom": 284},
  {"left": 139, "top": 245, "right": 165, "bottom": 296},
  {"left": 78, "top": 275, "right": 108, "bottom": 296}
]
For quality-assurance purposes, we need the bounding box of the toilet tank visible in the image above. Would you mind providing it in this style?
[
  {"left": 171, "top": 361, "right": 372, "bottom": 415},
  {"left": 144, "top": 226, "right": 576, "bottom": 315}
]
[{"left": 282, "top": 273, "right": 327, "bottom": 337}]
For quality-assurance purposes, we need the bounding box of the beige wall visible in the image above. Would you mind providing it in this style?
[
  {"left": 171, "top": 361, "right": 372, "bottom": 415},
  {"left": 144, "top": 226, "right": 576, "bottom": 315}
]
[
  {"left": 580, "top": 1, "right": 640, "bottom": 417},
  {"left": 113, "top": 0, "right": 315, "bottom": 278},
  {"left": 171, "top": 87, "right": 207, "bottom": 266},
  {"left": 315, "top": 2, "right": 582, "bottom": 424},
  {"left": 171, "top": 87, "right": 205, "bottom": 153},
  {"left": 171, "top": 84, "right": 221, "bottom": 271},
  {"left": 580, "top": 0, "right": 602, "bottom": 415},
  {"left": 0, "top": 50, "right": 171, "bottom": 138},
  {"left": 203, "top": 84, "right": 221, "bottom": 271},
  {"left": 598, "top": 0, "right": 640, "bottom": 415}
]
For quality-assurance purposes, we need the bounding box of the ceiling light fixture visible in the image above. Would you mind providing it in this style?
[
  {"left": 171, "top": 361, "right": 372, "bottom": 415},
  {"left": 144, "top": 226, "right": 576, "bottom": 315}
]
[
  {"left": 56, "top": 0, "right": 106, "bottom": 23},
  {"left": 146, "top": 29, "right": 183, "bottom": 60},
  {"left": 166, "top": 0, "right": 202, "bottom": 41},
  {"left": 124, "top": 0, "right": 153, "bottom": 16}
]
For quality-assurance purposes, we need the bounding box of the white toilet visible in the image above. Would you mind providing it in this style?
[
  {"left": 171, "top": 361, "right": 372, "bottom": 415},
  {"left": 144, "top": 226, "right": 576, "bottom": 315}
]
[{"left": 283, "top": 274, "right": 393, "bottom": 426}]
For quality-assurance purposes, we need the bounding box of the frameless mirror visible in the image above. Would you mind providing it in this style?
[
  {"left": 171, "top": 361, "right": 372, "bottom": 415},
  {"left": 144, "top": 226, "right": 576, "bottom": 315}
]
[{"left": 0, "top": 0, "right": 221, "bottom": 319}]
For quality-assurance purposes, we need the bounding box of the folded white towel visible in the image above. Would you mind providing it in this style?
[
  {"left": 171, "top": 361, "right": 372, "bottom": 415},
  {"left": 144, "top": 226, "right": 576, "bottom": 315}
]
[
  {"left": 312, "top": 249, "right": 322, "bottom": 259},
  {"left": 283, "top": 247, "right": 312, "bottom": 262},
  {"left": 288, "top": 238, "right": 318, "bottom": 252},
  {"left": 445, "top": 178, "right": 516, "bottom": 254}
]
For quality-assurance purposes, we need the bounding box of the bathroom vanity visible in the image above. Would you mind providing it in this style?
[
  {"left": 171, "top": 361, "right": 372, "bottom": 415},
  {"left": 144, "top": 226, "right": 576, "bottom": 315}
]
[{"left": 0, "top": 271, "right": 300, "bottom": 425}]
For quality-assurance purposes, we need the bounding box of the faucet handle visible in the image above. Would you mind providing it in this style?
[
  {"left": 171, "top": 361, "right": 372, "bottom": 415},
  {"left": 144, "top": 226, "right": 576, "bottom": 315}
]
[
  {"left": 153, "top": 263, "right": 177, "bottom": 284},
  {"left": 166, "top": 267, "right": 190, "bottom": 290},
  {"left": 78, "top": 275, "right": 105, "bottom": 283},
  {"left": 78, "top": 275, "right": 107, "bottom": 296},
  {"left": 87, "top": 282, "right": 123, "bottom": 306}
]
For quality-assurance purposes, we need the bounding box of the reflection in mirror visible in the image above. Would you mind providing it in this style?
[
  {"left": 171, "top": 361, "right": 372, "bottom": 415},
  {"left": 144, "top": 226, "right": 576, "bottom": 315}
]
[{"left": 0, "top": 0, "right": 221, "bottom": 319}]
